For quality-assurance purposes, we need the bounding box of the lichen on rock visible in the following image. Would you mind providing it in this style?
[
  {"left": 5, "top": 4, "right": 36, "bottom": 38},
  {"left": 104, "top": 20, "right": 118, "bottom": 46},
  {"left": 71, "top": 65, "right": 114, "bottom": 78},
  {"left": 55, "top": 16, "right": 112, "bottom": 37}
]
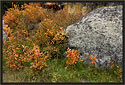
[
  {"left": 66, "top": 6, "right": 123, "bottom": 68},
  {"left": 2, "top": 20, "right": 7, "bottom": 40}
]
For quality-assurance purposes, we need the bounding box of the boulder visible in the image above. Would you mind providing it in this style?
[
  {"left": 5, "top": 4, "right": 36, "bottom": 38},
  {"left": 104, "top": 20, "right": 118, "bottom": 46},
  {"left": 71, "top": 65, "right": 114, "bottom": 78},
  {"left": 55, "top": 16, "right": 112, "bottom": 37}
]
[
  {"left": 66, "top": 6, "right": 123, "bottom": 67},
  {"left": 3, "top": 30, "right": 7, "bottom": 40},
  {"left": 2, "top": 20, "right": 7, "bottom": 40}
]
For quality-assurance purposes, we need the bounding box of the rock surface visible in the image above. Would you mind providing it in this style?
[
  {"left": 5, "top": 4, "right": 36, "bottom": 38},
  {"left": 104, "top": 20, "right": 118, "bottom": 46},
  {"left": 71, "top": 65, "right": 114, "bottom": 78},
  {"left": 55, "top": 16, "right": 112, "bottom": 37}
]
[
  {"left": 2, "top": 20, "right": 7, "bottom": 40},
  {"left": 66, "top": 6, "right": 123, "bottom": 67},
  {"left": 3, "top": 30, "right": 7, "bottom": 40}
]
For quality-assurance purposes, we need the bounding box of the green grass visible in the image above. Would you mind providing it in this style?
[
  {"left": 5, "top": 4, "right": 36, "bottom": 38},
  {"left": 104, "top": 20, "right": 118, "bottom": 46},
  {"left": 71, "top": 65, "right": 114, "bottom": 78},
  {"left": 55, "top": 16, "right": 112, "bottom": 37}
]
[{"left": 3, "top": 57, "right": 122, "bottom": 83}]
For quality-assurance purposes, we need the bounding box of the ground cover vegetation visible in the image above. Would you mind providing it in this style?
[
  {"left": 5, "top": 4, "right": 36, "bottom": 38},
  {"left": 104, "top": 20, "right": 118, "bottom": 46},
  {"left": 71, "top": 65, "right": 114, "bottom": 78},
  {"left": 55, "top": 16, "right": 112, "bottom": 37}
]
[{"left": 2, "top": 3, "right": 122, "bottom": 83}]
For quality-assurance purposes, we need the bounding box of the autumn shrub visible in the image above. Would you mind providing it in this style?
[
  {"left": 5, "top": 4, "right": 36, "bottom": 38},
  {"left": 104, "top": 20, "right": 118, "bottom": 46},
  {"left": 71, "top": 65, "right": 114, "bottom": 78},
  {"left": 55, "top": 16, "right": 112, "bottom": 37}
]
[
  {"left": 3, "top": 25, "right": 31, "bottom": 70},
  {"left": 63, "top": 3, "right": 83, "bottom": 14},
  {"left": 31, "top": 18, "right": 68, "bottom": 59},
  {"left": 3, "top": 3, "right": 87, "bottom": 71},
  {"left": 3, "top": 3, "right": 44, "bottom": 32},
  {"left": 65, "top": 48, "right": 83, "bottom": 69},
  {"left": 52, "top": 3, "right": 84, "bottom": 28},
  {"left": 3, "top": 3, "right": 67, "bottom": 71},
  {"left": 3, "top": 2, "right": 87, "bottom": 38},
  {"left": 3, "top": 2, "right": 87, "bottom": 34},
  {"left": 3, "top": 4, "right": 22, "bottom": 29},
  {"left": 22, "top": 3, "right": 44, "bottom": 30},
  {"left": 3, "top": 25, "right": 51, "bottom": 71},
  {"left": 4, "top": 45, "right": 28, "bottom": 70},
  {"left": 40, "top": 3, "right": 87, "bottom": 28}
]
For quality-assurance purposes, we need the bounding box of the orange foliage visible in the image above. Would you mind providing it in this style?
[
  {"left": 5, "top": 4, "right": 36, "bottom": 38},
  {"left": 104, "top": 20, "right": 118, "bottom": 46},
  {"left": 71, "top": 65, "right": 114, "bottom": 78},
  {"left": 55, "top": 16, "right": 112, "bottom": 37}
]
[
  {"left": 3, "top": 4, "right": 20, "bottom": 25},
  {"left": 89, "top": 55, "right": 98, "bottom": 64},
  {"left": 3, "top": 3, "right": 85, "bottom": 71},
  {"left": 5, "top": 48, "right": 23, "bottom": 70},
  {"left": 23, "top": 3, "right": 44, "bottom": 23},
  {"left": 27, "top": 44, "right": 50, "bottom": 70},
  {"left": 65, "top": 48, "right": 83, "bottom": 68}
]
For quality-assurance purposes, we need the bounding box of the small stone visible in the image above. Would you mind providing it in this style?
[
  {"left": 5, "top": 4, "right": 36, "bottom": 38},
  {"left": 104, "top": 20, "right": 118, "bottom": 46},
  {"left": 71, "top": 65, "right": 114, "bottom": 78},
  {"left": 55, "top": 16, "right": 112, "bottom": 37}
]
[{"left": 81, "top": 79, "right": 88, "bottom": 83}]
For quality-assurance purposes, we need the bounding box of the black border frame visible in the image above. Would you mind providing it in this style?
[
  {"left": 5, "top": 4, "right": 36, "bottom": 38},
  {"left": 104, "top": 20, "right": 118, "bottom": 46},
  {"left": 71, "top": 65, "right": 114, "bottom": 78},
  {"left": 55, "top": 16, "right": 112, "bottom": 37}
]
[{"left": 0, "top": 0, "right": 124, "bottom": 85}]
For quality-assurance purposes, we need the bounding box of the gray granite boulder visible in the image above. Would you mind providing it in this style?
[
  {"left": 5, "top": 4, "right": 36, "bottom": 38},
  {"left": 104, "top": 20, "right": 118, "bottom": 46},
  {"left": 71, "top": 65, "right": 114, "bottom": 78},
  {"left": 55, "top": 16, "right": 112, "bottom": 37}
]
[
  {"left": 3, "top": 30, "right": 7, "bottom": 40},
  {"left": 2, "top": 20, "right": 7, "bottom": 40},
  {"left": 66, "top": 6, "right": 123, "bottom": 67}
]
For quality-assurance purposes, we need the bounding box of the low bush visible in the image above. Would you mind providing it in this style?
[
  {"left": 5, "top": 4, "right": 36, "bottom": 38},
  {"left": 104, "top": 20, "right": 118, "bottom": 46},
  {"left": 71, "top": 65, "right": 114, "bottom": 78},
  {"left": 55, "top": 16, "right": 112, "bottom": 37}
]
[
  {"left": 32, "top": 18, "right": 68, "bottom": 59},
  {"left": 65, "top": 48, "right": 83, "bottom": 69},
  {"left": 3, "top": 25, "right": 30, "bottom": 70}
]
